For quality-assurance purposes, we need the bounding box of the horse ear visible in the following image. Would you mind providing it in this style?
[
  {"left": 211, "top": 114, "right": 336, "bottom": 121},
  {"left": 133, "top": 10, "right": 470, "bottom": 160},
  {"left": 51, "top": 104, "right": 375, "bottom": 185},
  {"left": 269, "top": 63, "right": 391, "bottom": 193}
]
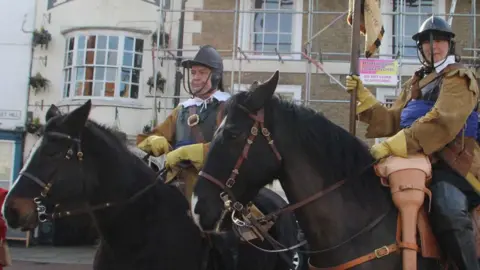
[
  {"left": 63, "top": 100, "right": 92, "bottom": 134},
  {"left": 46, "top": 104, "right": 62, "bottom": 122},
  {"left": 246, "top": 70, "right": 279, "bottom": 111}
]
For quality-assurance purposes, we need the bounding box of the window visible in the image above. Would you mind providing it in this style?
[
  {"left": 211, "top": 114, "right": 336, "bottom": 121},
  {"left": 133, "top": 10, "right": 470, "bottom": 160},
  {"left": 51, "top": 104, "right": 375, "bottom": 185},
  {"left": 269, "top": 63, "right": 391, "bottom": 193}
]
[
  {"left": 239, "top": 0, "right": 302, "bottom": 60},
  {"left": 233, "top": 83, "right": 302, "bottom": 103},
  {"left": 392, "top": 0, "right": 438, "bottom": 59},
  {"left": 63, "top": 34, "right": 144, "bottom": 100}
]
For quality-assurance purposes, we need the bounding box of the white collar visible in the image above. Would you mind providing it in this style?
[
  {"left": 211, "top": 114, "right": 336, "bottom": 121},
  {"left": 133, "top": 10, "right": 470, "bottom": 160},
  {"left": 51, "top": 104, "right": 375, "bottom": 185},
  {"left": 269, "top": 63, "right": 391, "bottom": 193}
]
[
  {"left": 180, "top": 90, "right": 231, "bottom": 109},
  {"left": 434, "top": 55, "right": 456, "bottom": 73}
]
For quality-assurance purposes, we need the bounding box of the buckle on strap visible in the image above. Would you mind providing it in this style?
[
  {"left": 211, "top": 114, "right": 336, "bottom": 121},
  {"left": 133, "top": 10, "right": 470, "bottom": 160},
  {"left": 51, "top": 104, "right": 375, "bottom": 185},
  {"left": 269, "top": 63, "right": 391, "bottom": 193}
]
[{"left": 374, "top": 246, "right": 390, "bottom": 258}]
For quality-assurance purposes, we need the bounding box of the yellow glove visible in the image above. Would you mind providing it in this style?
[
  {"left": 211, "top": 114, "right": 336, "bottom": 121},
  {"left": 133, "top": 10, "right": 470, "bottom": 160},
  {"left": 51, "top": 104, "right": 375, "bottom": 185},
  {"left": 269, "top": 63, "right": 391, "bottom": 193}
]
[
  {"left": 345, "top": 75, "right": 379, "bottom": 113},
  {"left": 370, "top": 130, "right": 408, "bottom": 160},
  {"left": 137, "top": 135, "right": 170, "bottom": 156},
  {"left": 165, "top": 143, "right": 205, "bottom": 170}
]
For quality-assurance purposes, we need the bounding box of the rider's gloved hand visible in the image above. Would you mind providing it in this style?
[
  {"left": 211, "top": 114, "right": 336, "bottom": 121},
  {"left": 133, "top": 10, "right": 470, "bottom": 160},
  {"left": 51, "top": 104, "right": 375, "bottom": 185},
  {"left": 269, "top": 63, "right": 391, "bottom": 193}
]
[
  {"left": 370, "top": 130, "right": 408, "bottom": 160},
  {"left": 137, "top": 135, "right": 170, "bottom": 156},
  {"left": 345, "top": 75, "right": 379, "bottom": 113},
  {"left": 165, "top": 143, "right": 206, "bottom": 170}
]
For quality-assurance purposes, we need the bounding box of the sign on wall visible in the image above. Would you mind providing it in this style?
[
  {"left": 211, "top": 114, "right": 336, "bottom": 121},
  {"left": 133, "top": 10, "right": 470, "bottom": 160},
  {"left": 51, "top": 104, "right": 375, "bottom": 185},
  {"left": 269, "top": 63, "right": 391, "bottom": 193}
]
[{"left": 359, "top": 59, "right": 399, "bottom": 86}]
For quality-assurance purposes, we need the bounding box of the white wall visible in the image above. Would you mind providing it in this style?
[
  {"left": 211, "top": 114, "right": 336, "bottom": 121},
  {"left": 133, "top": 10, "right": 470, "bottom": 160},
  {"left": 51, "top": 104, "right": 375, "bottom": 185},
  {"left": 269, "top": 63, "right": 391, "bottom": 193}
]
[{"left": 0, "top": 1, "right": 35, "bottom": 130}]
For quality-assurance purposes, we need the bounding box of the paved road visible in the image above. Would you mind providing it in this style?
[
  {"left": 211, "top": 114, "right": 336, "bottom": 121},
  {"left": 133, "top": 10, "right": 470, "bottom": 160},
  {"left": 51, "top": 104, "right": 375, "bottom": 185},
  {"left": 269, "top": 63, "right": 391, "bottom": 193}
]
[{"left": 10, "top": 261, "right": 92, "bottom": 270}]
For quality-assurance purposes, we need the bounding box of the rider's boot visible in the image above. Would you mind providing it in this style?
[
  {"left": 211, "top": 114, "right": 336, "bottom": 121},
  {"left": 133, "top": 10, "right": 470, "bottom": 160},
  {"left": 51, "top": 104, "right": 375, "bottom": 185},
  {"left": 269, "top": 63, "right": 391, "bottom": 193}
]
[{"left": 429, "top": 181, "right": 480, "bottom": 270}]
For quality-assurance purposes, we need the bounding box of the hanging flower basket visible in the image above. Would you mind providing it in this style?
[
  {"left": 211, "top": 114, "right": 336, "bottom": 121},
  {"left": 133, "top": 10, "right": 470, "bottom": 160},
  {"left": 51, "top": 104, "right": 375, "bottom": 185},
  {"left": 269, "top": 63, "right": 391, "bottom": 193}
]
[
  {"left": 151, "top": 31, "right": 170, "bottom": 48},
  {"left": 26, "top": 117, "right": 42, "bottom": 134},
  {"left": 147, "top": 71, "right": 166, "bottom": 93},
  {"left": 32, "top": 28, "right": 52, "bottom": 49},
  {"left": 29, "top": 72, "right": 50, "bottom": 93}
]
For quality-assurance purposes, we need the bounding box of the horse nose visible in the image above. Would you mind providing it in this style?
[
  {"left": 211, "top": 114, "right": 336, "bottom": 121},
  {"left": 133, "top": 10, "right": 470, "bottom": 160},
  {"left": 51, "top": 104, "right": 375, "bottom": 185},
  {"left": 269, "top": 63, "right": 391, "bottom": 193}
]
[{"left": 4, "top": 203, "right": 20, "bottom": 228}]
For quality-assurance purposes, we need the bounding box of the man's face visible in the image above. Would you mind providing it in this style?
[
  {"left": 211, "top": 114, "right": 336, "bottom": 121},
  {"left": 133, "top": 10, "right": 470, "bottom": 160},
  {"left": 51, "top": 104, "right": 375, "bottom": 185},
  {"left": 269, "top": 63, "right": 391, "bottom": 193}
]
[
  {"left": 189, "top": 65, "right": 212, "bottom": 96},
  {"left": 421, "top": 38, "right": 449, "bottom": 64}
]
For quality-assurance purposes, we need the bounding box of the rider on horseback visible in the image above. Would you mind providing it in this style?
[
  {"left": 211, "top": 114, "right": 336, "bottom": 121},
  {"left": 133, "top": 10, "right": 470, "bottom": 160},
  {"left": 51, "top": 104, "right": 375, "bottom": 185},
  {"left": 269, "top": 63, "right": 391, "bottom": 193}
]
[
  {"left": 346, "top": 16, "right": 480, "bottom": 269},
  {"left": 137, "top": 45, "right": 230, "bottom": 200}
]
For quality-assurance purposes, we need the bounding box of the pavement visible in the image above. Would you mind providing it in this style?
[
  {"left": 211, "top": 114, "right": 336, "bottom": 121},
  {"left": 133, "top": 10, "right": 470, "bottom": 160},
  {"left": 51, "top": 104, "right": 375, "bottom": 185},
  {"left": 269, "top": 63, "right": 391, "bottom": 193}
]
[{"left": 7, "top": 241, "right": 95, "bottom": 269}]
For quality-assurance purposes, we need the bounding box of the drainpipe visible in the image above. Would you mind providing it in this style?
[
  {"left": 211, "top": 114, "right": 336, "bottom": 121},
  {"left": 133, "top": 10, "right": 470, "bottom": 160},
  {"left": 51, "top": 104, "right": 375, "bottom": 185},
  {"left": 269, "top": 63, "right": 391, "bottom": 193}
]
[
  {"left": 21, "top": 0, "right": 38, "bottom": 165},
  {"left": 173, "top": 0, "right": 187, "bottom": 107}
]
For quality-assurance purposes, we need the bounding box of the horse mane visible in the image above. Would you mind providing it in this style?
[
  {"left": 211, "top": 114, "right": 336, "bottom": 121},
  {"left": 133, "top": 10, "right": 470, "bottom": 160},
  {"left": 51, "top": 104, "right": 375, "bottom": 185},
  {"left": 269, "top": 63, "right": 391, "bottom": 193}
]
[{"left": 229, "top": 91, "right": 385, "bottom": 204}]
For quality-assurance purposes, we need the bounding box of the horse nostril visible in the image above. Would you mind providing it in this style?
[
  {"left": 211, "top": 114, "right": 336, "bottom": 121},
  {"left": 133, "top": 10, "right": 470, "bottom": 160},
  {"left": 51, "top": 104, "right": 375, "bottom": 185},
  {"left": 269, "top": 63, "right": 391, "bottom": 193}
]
[{"left": 5, "top": 206, "right": 20, "bottom": 228}]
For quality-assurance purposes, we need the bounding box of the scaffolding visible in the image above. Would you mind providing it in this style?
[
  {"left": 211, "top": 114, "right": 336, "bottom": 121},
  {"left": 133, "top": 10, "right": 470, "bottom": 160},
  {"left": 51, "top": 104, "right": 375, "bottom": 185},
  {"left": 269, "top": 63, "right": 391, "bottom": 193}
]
[{"left": 147, "top": 0, "right": 479, "bottom": 131}]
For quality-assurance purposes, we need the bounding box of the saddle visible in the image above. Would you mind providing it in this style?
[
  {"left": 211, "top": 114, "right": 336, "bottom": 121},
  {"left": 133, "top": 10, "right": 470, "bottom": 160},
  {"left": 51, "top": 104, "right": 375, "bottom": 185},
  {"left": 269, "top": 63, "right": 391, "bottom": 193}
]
[{"left": 375, "top": 154, "right": 480, "bottom": 264}]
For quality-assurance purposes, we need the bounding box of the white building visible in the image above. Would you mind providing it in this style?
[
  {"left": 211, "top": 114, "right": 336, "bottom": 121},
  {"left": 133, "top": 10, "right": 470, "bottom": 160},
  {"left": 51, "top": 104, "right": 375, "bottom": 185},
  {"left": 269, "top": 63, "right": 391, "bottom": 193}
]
[{"left": 0, "top": 1, "right": 36, "bottom": 190}]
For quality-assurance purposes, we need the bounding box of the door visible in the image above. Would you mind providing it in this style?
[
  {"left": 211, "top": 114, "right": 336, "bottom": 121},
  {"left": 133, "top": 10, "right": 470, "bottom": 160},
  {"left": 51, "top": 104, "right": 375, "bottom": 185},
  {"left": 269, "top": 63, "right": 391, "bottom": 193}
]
[{"left": 0, "top": 140, "right": 15, "bottom": 190}]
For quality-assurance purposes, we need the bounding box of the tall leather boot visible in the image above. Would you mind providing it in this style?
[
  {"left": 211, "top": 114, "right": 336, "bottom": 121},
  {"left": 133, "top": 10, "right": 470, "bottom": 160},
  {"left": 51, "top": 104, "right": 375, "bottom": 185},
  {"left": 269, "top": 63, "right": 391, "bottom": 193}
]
[
  {"left": 436, "top": 228, "right": 479, "bottom": 269},
  {"left": 429, "top": 181, "right": 480, "bottom": 270}
]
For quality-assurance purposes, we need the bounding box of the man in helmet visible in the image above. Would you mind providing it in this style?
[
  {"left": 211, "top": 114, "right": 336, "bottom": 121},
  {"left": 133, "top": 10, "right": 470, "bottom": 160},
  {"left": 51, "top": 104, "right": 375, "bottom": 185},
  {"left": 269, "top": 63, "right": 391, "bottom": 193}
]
[
  {"left": 345, "top": 16, "right": 480, "bottom": 268},
  {"left": 137, "top": 44, "right": 230, "bottom": 200}
]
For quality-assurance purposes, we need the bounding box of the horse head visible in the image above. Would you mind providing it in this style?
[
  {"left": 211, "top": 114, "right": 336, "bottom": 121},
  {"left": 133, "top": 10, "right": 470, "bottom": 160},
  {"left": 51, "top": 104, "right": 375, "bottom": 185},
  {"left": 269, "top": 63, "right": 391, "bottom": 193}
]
[
  {"left": 3, "top": 100, "right": 139, "bottom": 231},
  {"left": 192, "top": 70, "right": 285, "bottom": 231}
]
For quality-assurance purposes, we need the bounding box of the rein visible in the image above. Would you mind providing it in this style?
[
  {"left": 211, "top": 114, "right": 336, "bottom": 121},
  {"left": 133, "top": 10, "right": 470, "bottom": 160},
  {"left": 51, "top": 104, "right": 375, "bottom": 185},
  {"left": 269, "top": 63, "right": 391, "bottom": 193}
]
[{"left": 198, "top": 104, "right": 383, "bottom": 256}]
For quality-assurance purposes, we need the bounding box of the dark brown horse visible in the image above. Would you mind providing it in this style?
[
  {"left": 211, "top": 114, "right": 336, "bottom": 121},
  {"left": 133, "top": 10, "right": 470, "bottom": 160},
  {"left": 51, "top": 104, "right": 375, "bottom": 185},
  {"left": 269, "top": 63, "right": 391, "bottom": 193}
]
[
  {"left": 2, "top": 101, "right": 301, "bottom": 270},
  {"left": 192, "top": 71, "right": 446, "bottom": 269}
]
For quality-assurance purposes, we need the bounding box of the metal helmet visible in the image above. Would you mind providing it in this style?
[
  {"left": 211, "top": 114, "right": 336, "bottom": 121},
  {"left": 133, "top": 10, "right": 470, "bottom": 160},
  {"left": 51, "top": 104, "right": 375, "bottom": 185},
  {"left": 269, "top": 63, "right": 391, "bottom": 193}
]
[
  {"left": 412, "top": 16, "right": 456, "bottom": 69},
  {"left": 181, "top": 45, "right": 224, "bottom": 95}
]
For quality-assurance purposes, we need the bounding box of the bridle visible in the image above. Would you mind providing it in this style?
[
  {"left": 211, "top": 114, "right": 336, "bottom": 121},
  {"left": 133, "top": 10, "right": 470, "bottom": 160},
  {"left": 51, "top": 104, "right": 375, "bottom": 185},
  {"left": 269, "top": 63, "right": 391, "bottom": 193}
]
[
  {"left": 19, "top": 129, "right": 162, "bottom": 224},
  {"left": 198, "top": 104, "right": 384, "bottom": 257}
]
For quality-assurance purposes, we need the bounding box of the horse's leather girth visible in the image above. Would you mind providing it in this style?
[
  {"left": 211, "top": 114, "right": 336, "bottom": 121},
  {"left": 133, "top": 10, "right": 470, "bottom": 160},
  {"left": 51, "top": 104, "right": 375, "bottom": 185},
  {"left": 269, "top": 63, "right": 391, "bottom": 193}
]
[{"left": 375, "top": 154, "right": 432, "bottom": 270}]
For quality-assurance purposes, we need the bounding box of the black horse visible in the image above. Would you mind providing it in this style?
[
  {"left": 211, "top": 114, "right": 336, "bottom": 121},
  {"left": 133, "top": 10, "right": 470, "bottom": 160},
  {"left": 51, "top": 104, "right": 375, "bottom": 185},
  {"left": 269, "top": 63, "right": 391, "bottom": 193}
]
[
  {"left": 2, "top": 101, "right": 301, "bottom": 270},
  {"left": 192, "top": 71, "right": 446, "bottom": 269}
]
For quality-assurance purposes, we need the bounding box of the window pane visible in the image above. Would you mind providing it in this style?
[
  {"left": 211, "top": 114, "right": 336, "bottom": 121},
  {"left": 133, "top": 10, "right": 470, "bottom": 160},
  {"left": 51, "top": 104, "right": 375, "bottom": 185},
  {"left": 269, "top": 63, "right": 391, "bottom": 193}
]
[
  {"left": 69, "top": 37, "right": 76, "bottom": 50},
  {"left": 123, "top": 52, "right": 133, "bottom": 66},
  {"left": 278, "top": 44, "right": 291, "bottom": 53},
  {"left": 121, "top": 68, "right": 131, "bottom": 82},
  {"left": 87, "top": 36, "right": 96, "bottom": 49},
  {"left": 264, "top": 13, "right": 278, "bottom": 32},
  {"left": 63, "top": 83, "right": 70, "bottom": 98},
  {"left": 105, "top": 82, "right": 115, "bottom": 97},
  {"left": 106, "top": 67, "right": 117, "bottom": 81},
  {"left": 76, "top": 67, "right": 85, "bottom": 80},
  {"left": 254, "top": 13, "right": 265, "bottom": 33},
  {"left": 107, "top": 52, "right": 117, "bottom": 65},
  {"left": 130, "top": 84, "right": 139, "bottom": 99},
  {"left": 108, "top": 36, "right": 119, "bottom": 50},
  {"left": 84, "top": 81, "right": 93, "bottom": 96},
  {"left": 67, "top": 52, "right": 73, "bottom": 66},
  {"left": 94, "top": 67, "right": 105, "bottom": 80},
  {"left": 135, "top": 39, "right": 144, "bottom": 52},
  {"left": 76, "top": 50, "right": 84, "bottom": 65},
  {"left": 97, "top": 35, "right": 107, "bottom": 49},
  {"left": 85, "top": 67, "right": 94, "bottom": 80},
  {"left": 253, "top": 33, "right": 263, "bottom": 51},
  {"left": 134, "top": 54, "right": 142, "bottom": 68},
  {"left": 124, "top": 37, "right": 134, "bottom": 51},
  {"left": 279, "top": 14, "right": 292, "bottom": 33},
  {"left": 120, "top": 83, "right": 129, "bottom": 97},
  {"left": 75, "top": 82, "right": 83, "bottom": 96},
  {"left": 132, "top": 69, "right": 140, "bottom": 83},
  {"left": 93, "top": 82, "right": 103, "bottom": 96},
  {"left": 96, "top": 50, "right": 106, "bottom": 65},
  {"left": 263, "top": 34, "right": 278, "bottom": 49},
  {"left": 85, "top": 50, "right": 94, "bottom": 64}
]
